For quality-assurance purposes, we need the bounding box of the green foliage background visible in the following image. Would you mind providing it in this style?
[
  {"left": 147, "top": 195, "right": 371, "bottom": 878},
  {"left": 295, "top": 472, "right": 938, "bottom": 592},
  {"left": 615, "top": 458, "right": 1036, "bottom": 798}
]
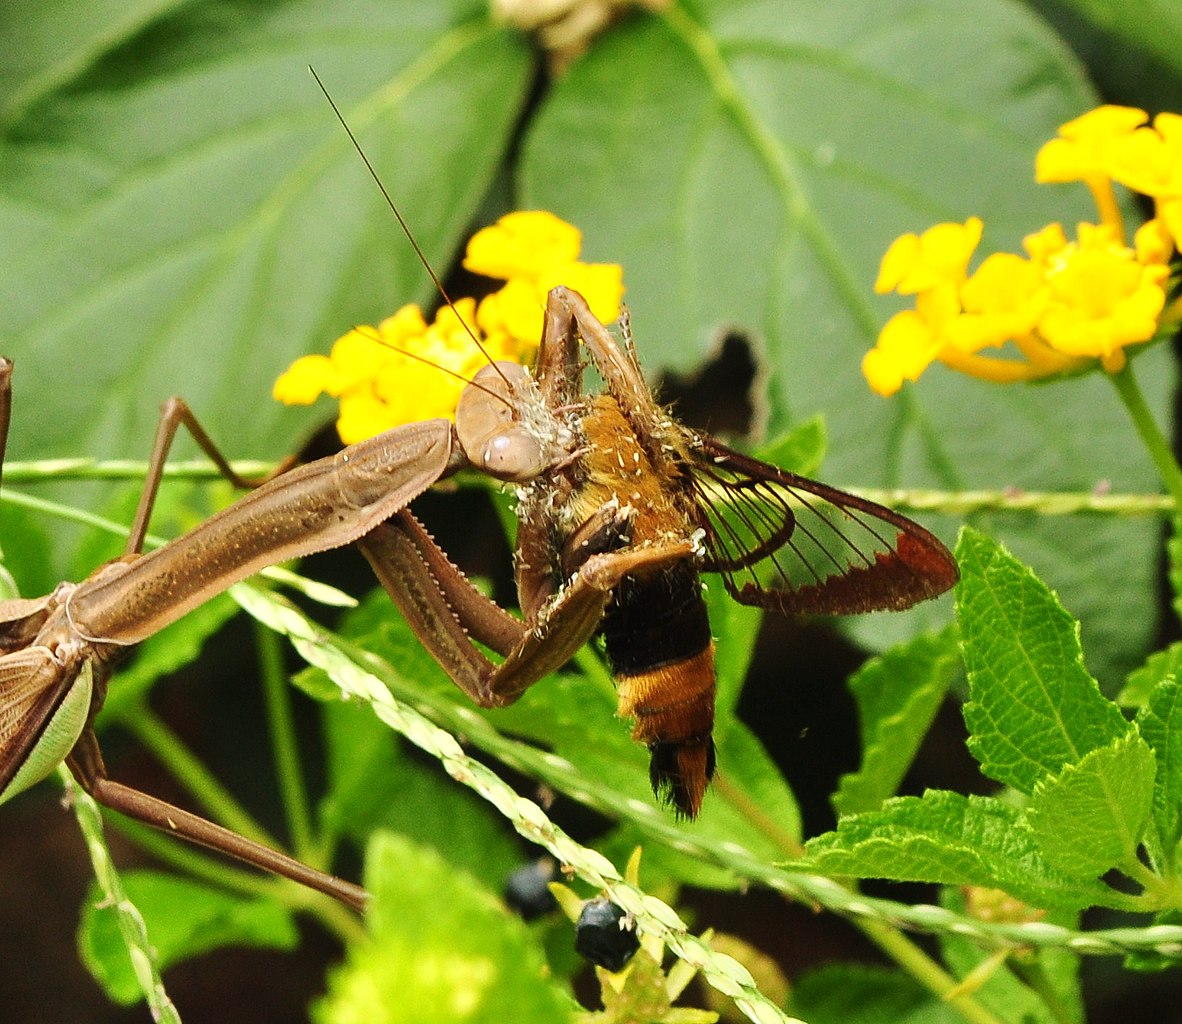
[{"left": 2, "top": 1, "right": 1182, "bottom": 1022}]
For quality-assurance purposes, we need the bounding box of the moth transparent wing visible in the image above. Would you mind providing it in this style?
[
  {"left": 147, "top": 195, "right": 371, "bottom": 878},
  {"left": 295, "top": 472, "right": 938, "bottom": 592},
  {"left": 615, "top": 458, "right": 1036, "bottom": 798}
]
[{"left": 687, "top": 439, "right": 958, "bottom": 615}]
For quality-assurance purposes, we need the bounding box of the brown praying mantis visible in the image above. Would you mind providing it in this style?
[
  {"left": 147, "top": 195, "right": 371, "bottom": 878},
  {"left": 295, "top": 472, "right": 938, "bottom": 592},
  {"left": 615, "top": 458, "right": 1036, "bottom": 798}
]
[{"left": 0, "top": 275, "right": 956, "bottom": 914}]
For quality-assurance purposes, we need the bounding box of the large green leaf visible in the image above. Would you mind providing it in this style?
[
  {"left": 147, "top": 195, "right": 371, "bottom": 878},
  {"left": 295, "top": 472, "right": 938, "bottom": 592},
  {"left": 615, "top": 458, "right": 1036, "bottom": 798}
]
[
  {"left": 1024, "top": 0, "right": 1182, "bottom": 113},
  {"left": 520, "top": 0, "right": 1167, "bottom": 681},
  {"left": 0, "top": 0, "right": 532, "bottom": 551},
  {"left": 803, "top": 789, "right": 1115, "bottom": 911}
]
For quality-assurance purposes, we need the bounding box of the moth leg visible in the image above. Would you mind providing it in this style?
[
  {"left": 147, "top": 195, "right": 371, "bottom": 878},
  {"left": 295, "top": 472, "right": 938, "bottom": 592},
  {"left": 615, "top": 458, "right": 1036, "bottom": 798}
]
[{"left": 490, "top": 532, "right": 699, "bottom": 704}]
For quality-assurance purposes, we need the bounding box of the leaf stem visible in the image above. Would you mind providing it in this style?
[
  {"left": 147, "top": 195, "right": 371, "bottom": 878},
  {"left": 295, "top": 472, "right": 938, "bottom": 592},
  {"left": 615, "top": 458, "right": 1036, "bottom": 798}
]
[
  {"left": 63, "top": 769, "right": 181, "bottom": 1023},
  {"left": 256, "top": 619, "right": 316, "bottom": 862},
  {"left": 1109, "top": 363, "right": 1182, "bottom": 508},
  {"left": 859, "top": 917, "right": 1007, "bottom": 1024},
  {"left": 711, "top": 771, "right": 803, "bottom": 858},
  {"left": 1009, "top": 956, "right": 1080, "bottom": 1024}
]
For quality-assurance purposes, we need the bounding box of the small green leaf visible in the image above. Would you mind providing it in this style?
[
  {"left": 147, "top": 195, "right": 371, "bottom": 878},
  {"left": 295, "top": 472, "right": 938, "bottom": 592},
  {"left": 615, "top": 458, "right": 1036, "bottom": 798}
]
[
  {"left": 320, "top": 701, "right": 520, "bottom": 889},
  {"left": 79, "top": 871, "right": 297, "bottom": 1006},
  {"left": 1027, "top": 733, "right": 1156, "bottom": 879},
  {"left": 834, "top": 626, "right": 960, "bottom": 816},
  {"left": 1137, "top": 679, "right": 1182, "bottom": 856},
  {"left": 1120, "top": 641, "right": 1182, "bottom": 708},
  {"left": 937, "top": 888, "right": 1084, "bottom": 1024},
  {"left": 315, "top": 833, "right": 571, "bottom": 1024},
  {"left": 955, "top": 528, "right": 1130, "bottom": 794},
  {"left": 791, "top": 963, "right": 955, "bottom": 1024},
  {"left": 756, "top": 416, "right": 827, "bottom": 478},
  {"left": 804, "top": 790, "right": 1113, "bottom": 911}
]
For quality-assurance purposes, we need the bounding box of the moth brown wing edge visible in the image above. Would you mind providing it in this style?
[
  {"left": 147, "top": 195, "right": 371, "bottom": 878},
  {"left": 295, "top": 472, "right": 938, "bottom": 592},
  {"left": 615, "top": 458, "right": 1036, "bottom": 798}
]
[
  {"left": 692, "top": 438, "right": 959, "bottom": 615},
  {"left": 727, "top": 535, "right": 958, "bottom": 615}
]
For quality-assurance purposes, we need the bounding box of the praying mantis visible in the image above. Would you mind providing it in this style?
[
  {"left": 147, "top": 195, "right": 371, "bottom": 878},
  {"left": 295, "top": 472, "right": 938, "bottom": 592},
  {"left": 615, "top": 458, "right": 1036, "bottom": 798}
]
[{"left": 0, "top": 276, "right": 956, "bottom": 915}]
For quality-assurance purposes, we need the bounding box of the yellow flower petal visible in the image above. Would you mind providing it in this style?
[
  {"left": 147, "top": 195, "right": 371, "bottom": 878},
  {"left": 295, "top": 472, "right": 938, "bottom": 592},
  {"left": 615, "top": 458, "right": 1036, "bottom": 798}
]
[
  {"left": 477, "top": 278, "right": 545, "bottom": 348},
  {"left": 1037, "top": 224, "right": 1168, "bottom": 360},
  {"left": 1109, "top": 112, "right": 1182, "bottom": 198},
  {"left": 373, "top": 356, "right": 467, "bottom": 424},
  {"left": 863, "top": 309, "right": 944, "bottom": 395},
  {"left": 875, "top": 218, "right": 983, "bottom": 295},
  {"left": 1035, "top": 104, "right": 1148, "bottom": 183},
  {"left": 538, "top": 261, "right": 625, "bottom": 323},
  {"left": 1155, "top": 197, "right": 1182, "bottom": 253},
  {"left": 953, "top": 252, "right": 1048, "bottom": 350},
  {"left": 328, "top": 327, "right": 391, "bottom": 396},
  {"left": 336, "top": 389, "right": 400, "bottom": 445},
  {"left": 463, "top": 211, "right": 583, "bottom": 281},
  {"left": 272, "top": 354, "right": 335, "bottom": 405},
  {"left": 377, "top": 304, "right": 430, "bottom": 345},
  {"left": 1022, "top": 223, "right": 1068, "bottom": 264},
  {"left": 1135, "top": 217, "right": 1175, "bottom": 265}
]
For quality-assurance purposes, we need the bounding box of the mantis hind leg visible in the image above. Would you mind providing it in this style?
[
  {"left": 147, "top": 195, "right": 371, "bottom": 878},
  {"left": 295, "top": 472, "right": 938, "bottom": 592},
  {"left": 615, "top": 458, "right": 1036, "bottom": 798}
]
[{"left": 66, "top": 727, "right": 368, "bottom": 912}]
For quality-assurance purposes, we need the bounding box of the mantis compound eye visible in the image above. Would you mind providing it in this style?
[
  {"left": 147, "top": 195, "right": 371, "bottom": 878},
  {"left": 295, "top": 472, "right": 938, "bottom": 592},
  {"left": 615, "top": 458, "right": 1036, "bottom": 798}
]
[
  {"left": 456, "top": 361, "right": 549, "bottom": 482},
  {"left": 480, "top": 431, "right": 548, "bottom": 482}
]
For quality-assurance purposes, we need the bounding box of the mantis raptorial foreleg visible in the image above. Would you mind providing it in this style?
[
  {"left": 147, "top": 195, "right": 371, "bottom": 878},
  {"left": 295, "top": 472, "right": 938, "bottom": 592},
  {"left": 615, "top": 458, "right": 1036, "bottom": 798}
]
[
  {"left": 358, "top": 504, "right": 695, "bottom": 707},
  {"left": 348, "top": 287, "right": 708, "bottom": 712}
]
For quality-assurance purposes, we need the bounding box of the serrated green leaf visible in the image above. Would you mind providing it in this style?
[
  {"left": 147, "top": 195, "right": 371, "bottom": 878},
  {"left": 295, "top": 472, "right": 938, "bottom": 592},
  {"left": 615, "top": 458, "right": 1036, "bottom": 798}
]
[
  {"left": 803, "top": 790, "right": 1113, "bottom": 911},
  {"left": 791, "top": 963, "right": 957, "bottom": 1024},
  {"left": 315, "top": 832, "right": 570, "bottom": 1024},
  {"left": 956, "top": 528, "right": 1130, "bottom": 794},
  {"left": 79, "top": 870, "right": 298, "bottom": 1006},
  {"left": 1027, "top": 734, "right": 1156, "bottom": 879},
  {"left": 1120, "top": 641, "right": 1182, "bottom": 709},
  {"left": 1136, "top": 680, "right": 1182, "bottom": 859},
  {"left": 834, "top": 626, "right": 960, "bottom": 816}
]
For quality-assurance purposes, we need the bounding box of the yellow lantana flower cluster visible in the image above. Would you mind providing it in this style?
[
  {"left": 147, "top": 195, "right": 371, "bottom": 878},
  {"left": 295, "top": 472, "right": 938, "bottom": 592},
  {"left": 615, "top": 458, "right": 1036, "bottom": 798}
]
[
  {"left": 864, "top": 105, "right": 1181, "bottom": 396},
  {"left": 273, "top": 211, "right": 624, "bottom": 444}
]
